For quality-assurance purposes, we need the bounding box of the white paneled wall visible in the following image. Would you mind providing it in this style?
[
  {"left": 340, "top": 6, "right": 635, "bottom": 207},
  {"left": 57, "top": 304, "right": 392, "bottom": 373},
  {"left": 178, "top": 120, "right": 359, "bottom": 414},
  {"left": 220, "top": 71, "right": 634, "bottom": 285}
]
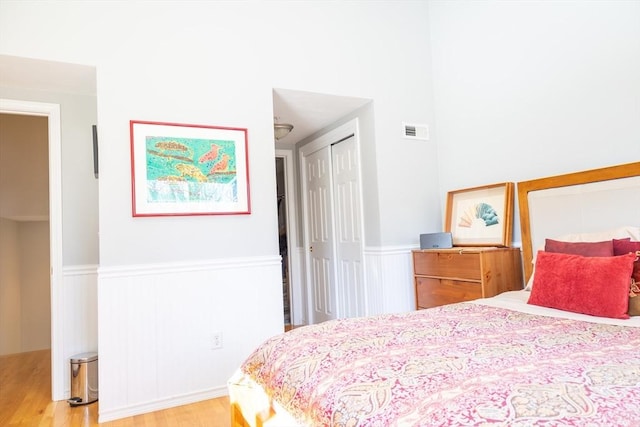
[
  {"left": 97, "top": 256, "right": 283, "bottom": 422},
  {"left": 364, "top": 246, "right": 416, "bottom": 315},
  {"left": 61, "top": 265, "right": 98, "bottom": 397}
]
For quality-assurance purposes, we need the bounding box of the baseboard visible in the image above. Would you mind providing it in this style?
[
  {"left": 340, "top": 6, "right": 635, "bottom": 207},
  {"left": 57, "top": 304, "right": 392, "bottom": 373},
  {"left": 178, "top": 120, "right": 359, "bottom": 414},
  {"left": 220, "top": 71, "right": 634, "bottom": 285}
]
[{"left": 98, "top": 386, "right": 228, "bottom": 423}]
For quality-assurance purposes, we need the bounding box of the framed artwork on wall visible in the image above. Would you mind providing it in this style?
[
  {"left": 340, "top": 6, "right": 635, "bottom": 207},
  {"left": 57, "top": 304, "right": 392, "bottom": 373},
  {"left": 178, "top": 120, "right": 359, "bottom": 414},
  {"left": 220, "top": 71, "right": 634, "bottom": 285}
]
[
  {"left": 445, "top": 182, "right": 514, "bottom": 247},
  {"left": 130, "top": 120, "right": 250, "bottom": 217}
]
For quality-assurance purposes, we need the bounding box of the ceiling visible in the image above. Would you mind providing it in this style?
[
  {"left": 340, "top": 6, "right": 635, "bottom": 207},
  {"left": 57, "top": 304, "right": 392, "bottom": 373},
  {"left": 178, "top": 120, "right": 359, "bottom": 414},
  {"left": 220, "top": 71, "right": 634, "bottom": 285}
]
[
  {"left": 272, "top": 88, "right": 371, "bottom": 148},
  {"left": 0, "top": 56, "right": 369, "bottom": 147}
]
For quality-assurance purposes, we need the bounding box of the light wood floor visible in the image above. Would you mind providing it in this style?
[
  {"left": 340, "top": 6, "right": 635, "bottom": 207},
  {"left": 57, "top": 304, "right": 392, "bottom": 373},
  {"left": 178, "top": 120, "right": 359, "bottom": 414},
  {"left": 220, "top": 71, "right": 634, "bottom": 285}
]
[{"left": 0, "top": 349, "right": 231, "bottom": 426}]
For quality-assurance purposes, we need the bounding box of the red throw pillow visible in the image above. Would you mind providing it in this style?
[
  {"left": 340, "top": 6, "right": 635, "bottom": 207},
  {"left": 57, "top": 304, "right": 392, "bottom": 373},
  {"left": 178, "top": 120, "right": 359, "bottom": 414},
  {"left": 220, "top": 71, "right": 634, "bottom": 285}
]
[
  {"left": 613, "top": 239, "right": 640, "bottom": 283},
  {"left": 544, "top": 239, "right": 614, "bottom": 257},
  {"left": 528, "top": 251, "right": 635, "bottom": 319}
]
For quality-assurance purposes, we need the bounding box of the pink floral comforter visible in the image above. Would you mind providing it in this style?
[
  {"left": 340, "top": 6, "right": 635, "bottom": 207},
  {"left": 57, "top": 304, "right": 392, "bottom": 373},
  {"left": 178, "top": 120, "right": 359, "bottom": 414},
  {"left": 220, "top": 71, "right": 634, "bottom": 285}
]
[{"left": 241, "top": 303, "right": 640, "bottom": 426}]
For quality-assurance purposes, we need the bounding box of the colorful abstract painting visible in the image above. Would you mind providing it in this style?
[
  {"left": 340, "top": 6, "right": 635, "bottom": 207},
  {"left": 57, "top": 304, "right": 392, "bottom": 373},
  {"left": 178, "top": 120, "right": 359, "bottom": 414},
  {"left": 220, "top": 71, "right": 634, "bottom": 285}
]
[
  {"left": 130, "top": 121, "right": 250, "bottom": 216},
  {"left": 145, "top": 136, "right": 238, "bottom": 203}
]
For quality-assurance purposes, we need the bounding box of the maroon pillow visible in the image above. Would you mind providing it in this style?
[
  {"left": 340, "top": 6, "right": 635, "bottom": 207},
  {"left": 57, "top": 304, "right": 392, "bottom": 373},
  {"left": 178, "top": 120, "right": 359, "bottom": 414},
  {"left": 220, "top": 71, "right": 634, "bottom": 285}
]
[
  {"left": 528, "top": 251, "right": 635, "bottom": 319},
  {"left": 544, "top": 239, "right": 614, "bottom": 257},
  {"left": 613, "top": 239, "right": 640, "bottom": 283},
  {"left": 614, "top": 238, "right": 632, "bottom": 245},
  {"left": 613, "top": 239, "right": 640, "bottom": 254}
]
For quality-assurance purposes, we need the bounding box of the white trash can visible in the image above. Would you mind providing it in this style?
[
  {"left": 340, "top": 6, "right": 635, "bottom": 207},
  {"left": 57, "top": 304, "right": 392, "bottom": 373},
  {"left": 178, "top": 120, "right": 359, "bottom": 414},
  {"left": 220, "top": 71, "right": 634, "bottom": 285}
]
[{"left": 68, "top": 352, "right": 98, "bottom": 406}]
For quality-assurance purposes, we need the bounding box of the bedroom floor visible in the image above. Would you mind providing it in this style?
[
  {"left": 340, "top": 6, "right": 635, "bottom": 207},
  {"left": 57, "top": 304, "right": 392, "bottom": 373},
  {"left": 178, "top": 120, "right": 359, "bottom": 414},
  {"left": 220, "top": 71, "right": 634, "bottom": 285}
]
[{"left": 0, "top": 349, "right": 231, "bottom": 426}]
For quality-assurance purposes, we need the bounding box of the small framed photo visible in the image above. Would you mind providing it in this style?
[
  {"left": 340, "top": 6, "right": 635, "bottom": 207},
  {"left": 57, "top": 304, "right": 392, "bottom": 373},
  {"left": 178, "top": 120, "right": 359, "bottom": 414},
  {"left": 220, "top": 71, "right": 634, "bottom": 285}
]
[
  {"left": 130, "top": 120, "right": 250, "bottom": 217},
  {"left": 445, "top": 182, "right": 514, "bottom": 247}
]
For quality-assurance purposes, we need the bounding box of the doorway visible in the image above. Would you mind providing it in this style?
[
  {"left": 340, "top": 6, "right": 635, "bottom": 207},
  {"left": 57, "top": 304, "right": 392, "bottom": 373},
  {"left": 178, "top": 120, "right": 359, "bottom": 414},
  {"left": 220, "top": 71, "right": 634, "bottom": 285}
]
[
  {"left": 275, "top": 157, "right": 290, "bottom": 325},
  {"left": 272, "top": 88, "right": 372, "bottom": 326},
  {"left": 0, "top": 99, "right": 63, "bottom": 400},
  {"left": 0, "top": 113, "right": 51, "bottom": 356},
  {"left": 275, "top": 149, "right": 301, "bottom": 326}
]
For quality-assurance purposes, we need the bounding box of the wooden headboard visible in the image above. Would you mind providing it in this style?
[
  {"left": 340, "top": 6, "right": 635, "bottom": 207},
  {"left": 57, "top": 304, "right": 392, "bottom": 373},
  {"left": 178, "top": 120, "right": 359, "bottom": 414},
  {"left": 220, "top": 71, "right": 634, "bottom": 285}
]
[{"left": 517, "top": 162, "right": 640, "bottom": 282}]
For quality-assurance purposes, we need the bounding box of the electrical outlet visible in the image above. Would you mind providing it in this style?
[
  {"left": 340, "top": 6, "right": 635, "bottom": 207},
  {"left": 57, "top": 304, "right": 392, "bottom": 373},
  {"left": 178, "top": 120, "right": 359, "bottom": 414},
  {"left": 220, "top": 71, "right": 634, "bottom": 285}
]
[{"left": 211, "top": 332, "right": 223, "bottom": 350}]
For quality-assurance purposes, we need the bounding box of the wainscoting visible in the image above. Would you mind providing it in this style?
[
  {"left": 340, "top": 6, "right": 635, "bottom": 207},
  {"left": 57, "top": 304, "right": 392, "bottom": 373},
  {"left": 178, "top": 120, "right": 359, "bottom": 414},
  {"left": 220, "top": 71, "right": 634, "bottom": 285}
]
[
  {"left": 58, "top": 265, "right": 99, "bottom": 401},
  {"left": 97, "top": 255, "right": 283, "bottom": 423},
  {"left": 364, "top": 245, "right": 416, "bottom": 315}
]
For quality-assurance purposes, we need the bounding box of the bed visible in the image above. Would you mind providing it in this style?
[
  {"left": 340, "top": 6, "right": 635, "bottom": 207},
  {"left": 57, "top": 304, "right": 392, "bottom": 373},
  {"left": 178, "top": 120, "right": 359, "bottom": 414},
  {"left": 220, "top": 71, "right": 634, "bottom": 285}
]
[{"left": 228, "top": 161, "right": 640, "bottom": 427}]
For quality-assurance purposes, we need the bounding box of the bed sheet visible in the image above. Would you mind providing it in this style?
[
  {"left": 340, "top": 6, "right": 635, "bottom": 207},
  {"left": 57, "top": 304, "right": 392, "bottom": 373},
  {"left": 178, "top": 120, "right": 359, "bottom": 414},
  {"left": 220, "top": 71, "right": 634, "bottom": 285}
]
[
  {"left": 230, "top": 291, "right": 640, "bottom": 426},
  {"left": 475, "top": 290, "right": 640, "bottom": 327}
]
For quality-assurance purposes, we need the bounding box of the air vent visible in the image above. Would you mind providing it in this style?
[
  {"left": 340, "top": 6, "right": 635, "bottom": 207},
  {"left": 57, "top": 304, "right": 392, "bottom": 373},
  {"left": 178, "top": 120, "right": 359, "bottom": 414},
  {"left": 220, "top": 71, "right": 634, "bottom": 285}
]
[{"left": 402, "top": 123, "right": 429, "bottom": 141}]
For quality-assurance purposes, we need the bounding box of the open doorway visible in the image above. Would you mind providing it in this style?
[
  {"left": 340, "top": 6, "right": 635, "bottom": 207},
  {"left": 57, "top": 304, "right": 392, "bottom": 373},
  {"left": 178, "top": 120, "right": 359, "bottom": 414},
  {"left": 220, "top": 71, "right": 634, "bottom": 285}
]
[
  {"left": 0, "top": 99, "right": 64, "bottom": 400},
  {"left": 275, "top": 157, "right": 291, "bottom": 326},
  {"left": 275, "top": 149, "right": 300, "bottom": 327},
  {"left": 272, "top": 88, "right": 372, "bottom": 327},
  {"left": 0, "top": 113, "right": 51, "bottom": 356}
]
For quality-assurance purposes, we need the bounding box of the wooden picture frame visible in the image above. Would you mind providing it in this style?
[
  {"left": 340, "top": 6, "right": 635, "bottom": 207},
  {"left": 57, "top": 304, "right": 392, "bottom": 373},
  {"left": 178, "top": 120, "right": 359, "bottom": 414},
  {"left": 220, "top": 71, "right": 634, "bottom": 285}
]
[
  {"left": 445, "top": 182, "right": 514, "bottom": 247},
  {"left": 130, "top": 120, "right": 250, "bottom": 217},
  {"left": 517, "top": 162, "right": 640, "bottom": 282}
]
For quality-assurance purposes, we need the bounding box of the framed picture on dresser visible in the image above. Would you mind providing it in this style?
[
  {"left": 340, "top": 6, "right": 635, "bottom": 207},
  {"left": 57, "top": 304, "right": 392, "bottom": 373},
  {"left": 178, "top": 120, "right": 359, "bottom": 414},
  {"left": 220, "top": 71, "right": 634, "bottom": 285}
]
[{"left": 445, "top": 182, "right": 514, "bottom": 247}]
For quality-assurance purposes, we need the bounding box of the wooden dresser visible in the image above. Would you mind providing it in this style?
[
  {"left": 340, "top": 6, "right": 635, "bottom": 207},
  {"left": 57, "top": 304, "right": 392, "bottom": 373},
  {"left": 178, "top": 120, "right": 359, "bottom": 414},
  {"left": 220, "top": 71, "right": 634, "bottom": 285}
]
[{"left": 412, "top": 247, "right": 523, "bottom": 310}]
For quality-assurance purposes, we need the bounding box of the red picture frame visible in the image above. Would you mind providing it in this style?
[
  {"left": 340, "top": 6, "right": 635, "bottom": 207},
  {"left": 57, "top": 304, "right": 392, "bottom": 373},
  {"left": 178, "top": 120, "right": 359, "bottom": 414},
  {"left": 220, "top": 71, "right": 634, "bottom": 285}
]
[{"left": 130, "top": 120, "right": 250, "bottom": 217}]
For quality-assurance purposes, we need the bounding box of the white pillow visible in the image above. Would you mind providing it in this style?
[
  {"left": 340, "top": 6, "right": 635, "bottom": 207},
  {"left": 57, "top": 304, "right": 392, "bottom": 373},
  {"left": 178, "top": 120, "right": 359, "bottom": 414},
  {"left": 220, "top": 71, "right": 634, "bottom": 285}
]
[
  {"left": 524, "top": 226, "right": 640, "bottom": 291},
  {"left": 550, "top": 226, "right": 640, "bottom": 243}
]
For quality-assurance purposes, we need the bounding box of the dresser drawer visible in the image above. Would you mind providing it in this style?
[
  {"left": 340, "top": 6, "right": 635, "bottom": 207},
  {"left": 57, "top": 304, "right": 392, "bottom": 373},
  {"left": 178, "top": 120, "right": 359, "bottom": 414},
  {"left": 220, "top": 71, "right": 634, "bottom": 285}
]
[
  {"left": 416, "top": 277, "right": 482, "bottom": 309},
  {"left": 413, "top": 251, "right": 481, "bottom": 280}
]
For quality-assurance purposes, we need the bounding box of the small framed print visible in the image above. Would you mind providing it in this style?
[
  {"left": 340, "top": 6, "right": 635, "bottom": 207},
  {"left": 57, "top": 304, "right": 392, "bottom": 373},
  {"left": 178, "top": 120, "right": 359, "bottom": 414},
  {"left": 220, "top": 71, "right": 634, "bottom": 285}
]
[
  {"left": 445, "top": 182, "right": 514, "bottom": 247},
  {"left": 130, "top": 120, "right": 250, "bottom": 217}
]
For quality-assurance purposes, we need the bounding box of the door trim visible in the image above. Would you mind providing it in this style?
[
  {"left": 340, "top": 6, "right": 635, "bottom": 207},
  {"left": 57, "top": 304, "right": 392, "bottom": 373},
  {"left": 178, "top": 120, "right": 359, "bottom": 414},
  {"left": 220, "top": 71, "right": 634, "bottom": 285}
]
[{"left": 0, "top": 98, "right": 64, "bottom": 401}]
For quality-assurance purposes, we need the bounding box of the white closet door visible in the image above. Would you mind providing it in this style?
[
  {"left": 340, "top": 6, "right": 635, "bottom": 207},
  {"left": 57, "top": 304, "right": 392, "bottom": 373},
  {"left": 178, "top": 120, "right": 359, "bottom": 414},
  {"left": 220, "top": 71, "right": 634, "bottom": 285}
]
[
  {"left": 301, "top": 119, "right": 366, "bottom": 324},
  {"left": 305, "top": 145, "right": 336, "bottom": 324},
  {"left": 331, "top": 136, "right": 365, "bottom": 317}
]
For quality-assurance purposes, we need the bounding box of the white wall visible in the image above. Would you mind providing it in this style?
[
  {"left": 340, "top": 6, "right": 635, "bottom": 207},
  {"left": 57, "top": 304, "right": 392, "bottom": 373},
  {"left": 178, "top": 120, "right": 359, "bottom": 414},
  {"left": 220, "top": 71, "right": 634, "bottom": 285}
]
[{"left": 428, "top": 0, "right": 640, "bottom": 244}]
